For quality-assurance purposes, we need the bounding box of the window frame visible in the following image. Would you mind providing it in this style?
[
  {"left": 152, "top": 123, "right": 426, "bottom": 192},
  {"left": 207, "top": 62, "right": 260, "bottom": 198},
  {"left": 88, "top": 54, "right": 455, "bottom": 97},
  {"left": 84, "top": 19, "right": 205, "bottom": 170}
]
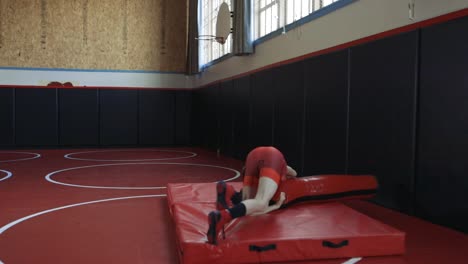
[{"left": 254, "top": 0, "right": 356, "bottom": 45}]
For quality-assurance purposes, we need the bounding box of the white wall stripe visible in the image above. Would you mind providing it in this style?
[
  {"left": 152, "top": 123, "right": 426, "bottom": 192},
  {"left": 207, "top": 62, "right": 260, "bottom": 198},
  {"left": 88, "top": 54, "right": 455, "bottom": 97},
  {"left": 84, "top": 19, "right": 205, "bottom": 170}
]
[{"left": 0, "top": 69, "right": 192, "bottom": 89}]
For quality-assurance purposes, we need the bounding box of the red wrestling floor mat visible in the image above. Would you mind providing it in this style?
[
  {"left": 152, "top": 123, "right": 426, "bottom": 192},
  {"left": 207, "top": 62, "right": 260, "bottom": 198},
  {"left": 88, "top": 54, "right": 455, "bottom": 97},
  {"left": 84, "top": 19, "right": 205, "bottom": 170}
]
[{"left": 167, "top": 183, "right": 405, "bottom": 264}]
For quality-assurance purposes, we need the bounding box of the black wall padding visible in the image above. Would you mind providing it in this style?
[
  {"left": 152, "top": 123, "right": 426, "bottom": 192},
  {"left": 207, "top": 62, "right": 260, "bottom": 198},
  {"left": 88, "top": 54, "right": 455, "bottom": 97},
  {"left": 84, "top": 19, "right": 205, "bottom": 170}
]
[
  {"left": 15, "top": 88, "right": 58, "bottom": 146},
  {"left": 273, "top": 62, "right": 305, "bottom": 173},
  {"left": 348, "top": 31, "right": 419, "bottom": 213},
  {"left": 99, "top": 89, "right": 138, "bottom": 146},
  {"left": 219, "top": 80, "right": 235, "bottom": 156},
  {"left": 303, "top": 51, "right": 349, "bottom": 175},
  {"left": 175, "top": 91, "right": 192, "bottom": 145},
  {"left": 190, "top": 89, "right": 204, "bottom": 146},
  {"left": 204, "top": 85, "right": 220, "bottom": 150},
  {"left": 139, "top": 90, "right": 175, "bottom": 145},
  {"left": 250, "top": 69, "right": 275, "bottom": 148},
  {"left": 192, "top": 85, "right": 219, "bottom": 150},
  {"left": 0, "top": 88, "right": 15, "bottom": 147},
  {"left": 416, "top": 16, "right": 468, "bottom": 233},
  {"left": 59, "top": 89, "right": 99, "bottom": 146},
  {"left": 232, "top": 76, "right": 251, "bottom": 160}
]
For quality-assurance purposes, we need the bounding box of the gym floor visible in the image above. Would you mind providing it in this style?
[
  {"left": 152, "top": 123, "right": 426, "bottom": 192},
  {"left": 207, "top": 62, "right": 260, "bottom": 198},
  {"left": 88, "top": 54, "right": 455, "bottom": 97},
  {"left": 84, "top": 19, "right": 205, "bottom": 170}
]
[
  {"left": 0, "top": 148, "right": 242, "bottom": 264},
  {"left": 0, "top": 149, "right": 466, "bottom": 264}
]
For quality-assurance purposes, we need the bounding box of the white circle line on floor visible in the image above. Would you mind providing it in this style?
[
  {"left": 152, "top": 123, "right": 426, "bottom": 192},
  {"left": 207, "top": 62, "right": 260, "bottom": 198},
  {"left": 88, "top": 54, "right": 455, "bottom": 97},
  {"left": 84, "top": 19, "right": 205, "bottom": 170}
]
[
  {"left": 0, "top": 194, "right": 165, "bottom": 235},
  {"left": 45, "top": 162, "right": 241, "bottom": 189},
  {"left": 0, "top": 170, "right": 13, "bottom": 182},
  {"left": 342, "top": 257, "right": 362, "bottom": 264},
  {"left": 64, "top": 149, "right": 197, "bottom": 162},
  {"left": 0, "top": 152, "right": 41, "bottom": 163}
]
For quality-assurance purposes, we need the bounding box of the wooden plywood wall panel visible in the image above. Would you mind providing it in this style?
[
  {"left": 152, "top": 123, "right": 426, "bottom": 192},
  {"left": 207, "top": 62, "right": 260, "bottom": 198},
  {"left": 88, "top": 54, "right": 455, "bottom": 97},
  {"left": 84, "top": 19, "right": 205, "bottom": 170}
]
[{"left": 0, "top": 0, "right": 187, "bottom": 72}]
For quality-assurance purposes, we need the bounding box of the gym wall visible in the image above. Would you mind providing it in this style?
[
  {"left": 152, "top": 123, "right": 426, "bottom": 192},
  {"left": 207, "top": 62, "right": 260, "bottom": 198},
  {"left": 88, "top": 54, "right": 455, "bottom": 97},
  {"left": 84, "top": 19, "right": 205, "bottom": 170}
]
[
  {"left": 190, "top": 15, "right": 468, "bottom": 233},
  {"left": 0, "top": 0, "right": 191, "bottom": 147}
]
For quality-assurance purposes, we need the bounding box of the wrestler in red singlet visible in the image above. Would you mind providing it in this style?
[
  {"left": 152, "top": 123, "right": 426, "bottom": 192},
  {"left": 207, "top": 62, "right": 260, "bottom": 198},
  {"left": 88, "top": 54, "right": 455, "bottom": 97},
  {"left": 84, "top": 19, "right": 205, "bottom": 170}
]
[
  {"left": 208, "top": 146, "right": 378, "bottom": 245},
  {"left": 208, "top": 146, "right": 292, "bottom": 245},
  {"left": 243, "top": 146, "right": 287, "bottom": 201}
]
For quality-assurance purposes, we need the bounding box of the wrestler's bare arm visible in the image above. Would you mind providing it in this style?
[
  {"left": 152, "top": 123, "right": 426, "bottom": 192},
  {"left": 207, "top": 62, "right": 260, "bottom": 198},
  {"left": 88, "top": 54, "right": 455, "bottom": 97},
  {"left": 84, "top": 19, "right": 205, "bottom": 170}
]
[
  {"left": 286, "top": 165, "right": 297, "bottom": 178},
  {"left": 251, "top": 192, "right": 286, "bottom": 215}
]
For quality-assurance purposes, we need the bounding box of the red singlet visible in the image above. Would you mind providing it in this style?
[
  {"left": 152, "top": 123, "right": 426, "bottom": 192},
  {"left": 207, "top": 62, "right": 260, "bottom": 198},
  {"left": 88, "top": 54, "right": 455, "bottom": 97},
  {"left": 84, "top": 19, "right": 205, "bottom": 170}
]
[{"left": 243, "top": 146, "right": 287, "bottom": 189}]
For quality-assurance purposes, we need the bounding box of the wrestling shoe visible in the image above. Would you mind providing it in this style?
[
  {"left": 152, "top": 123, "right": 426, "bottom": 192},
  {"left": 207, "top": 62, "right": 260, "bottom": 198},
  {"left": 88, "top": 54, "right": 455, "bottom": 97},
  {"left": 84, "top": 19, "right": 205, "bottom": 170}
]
[
  {"left": 216, "top": 181, "right": 236, "bottom": 210},
  {"left": 206, "top": 210, "right": 232, "bottom": 245}
]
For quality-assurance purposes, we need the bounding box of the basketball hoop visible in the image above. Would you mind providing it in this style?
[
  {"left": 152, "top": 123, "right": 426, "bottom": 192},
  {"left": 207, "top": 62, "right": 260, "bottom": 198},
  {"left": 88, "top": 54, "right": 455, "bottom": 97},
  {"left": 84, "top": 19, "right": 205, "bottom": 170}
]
[{"left": 197, "top": 2, "right": 232, "bottom": 45}]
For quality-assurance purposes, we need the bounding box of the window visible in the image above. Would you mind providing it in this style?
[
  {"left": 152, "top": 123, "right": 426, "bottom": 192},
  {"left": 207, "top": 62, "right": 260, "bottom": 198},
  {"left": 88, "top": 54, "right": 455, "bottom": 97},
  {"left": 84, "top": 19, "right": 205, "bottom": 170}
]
[
  {"left": 199, "top": 0, "right": 233, "bottom": 67},
  {"left": 255, "top": 0, "right": 340, "bottom": 39},
  {"left": 198, "top": 0, "right": 345, "bottom": 67}
]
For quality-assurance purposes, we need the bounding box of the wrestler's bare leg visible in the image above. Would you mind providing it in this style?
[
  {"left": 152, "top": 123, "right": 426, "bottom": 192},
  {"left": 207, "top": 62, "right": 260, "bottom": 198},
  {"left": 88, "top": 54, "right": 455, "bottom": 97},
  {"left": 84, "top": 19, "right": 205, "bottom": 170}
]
[
  {"left": 242, "top": 177, "right": 280, "bottom": 215},
  {"left": 241, "top": 186, "right": 255, "bottom": 200}
]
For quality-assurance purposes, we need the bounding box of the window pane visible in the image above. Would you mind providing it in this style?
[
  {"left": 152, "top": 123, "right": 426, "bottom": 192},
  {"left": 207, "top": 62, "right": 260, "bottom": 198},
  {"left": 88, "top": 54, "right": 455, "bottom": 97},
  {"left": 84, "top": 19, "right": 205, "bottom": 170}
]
[
  {"left": 272, "top": 3, "right": 278, "bottom": 31},
  {"left": 266, "top": 7, "right": 271, "bottom": 34},
  {"left": 286, "top": 0, "right": 293, "bottom": 24},
  {"left": 294, "top": 0, "right": 301, "bottom": 21},
  {"left": 260, "top": 11, "right": 265, "bottom": 36},
  {"left": 255, "top": 0, "right": 345, "bottom": 39},
  {"left": 199, "top": 0, "right": 232, "bottom": 67},
  {"left": 322, "top": 0, "right": 334, "bottom": 7},
  {"left": 302, "top": 0, "right": 309, "bottom": 17}
]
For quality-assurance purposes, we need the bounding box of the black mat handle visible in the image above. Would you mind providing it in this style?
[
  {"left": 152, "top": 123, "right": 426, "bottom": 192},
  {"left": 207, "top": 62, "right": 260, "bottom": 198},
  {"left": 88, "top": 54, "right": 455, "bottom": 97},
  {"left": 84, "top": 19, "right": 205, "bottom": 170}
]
[
  {"left": 322, "top": 240, "right": 349, "bottom": 248},
  {"left": 249, "top": 244, "right": 277, "bottom": 252}
]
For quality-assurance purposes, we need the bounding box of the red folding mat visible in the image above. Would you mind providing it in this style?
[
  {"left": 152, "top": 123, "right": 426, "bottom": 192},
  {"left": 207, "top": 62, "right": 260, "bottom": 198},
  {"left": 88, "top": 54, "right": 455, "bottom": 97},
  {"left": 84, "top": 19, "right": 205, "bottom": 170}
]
[{"left": 167, "top": 182, "right": 405, "bottom": 264}]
